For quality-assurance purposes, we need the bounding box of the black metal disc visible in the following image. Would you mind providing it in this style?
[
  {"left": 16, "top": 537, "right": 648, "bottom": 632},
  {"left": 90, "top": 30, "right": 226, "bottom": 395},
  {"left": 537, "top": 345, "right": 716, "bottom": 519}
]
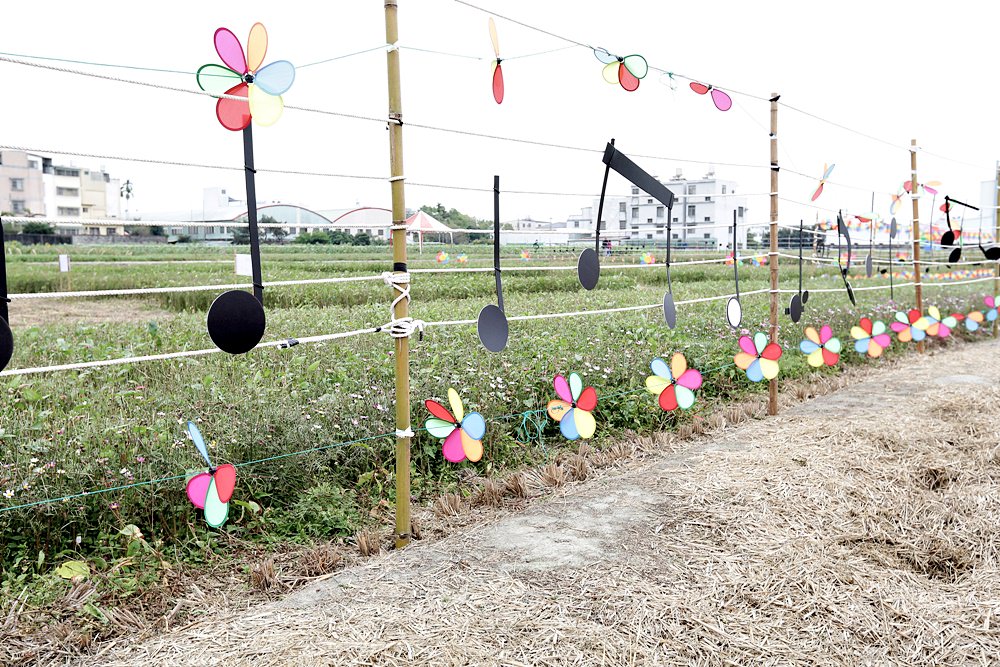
[
  {"left": 846, "top": 281, "right": 857, "bottom": 306},
  {"left": 787, "top": 294, "right": 802, "bottom": 323},
  {"left": 865, "top": 253, "right": 873, "bottom": 278},
  {"left": 941, "top": 230, "right": 956, "bottom": 246},
  {"left": 477, "top": 304, "right": 509, "bottom": 353},
  {"left": 802, "top": 289, "right": 810, "bottom": 305},
  {"left": 0, "top": 317, "right": 12, "bottom": 372},
  {"left": 726, "top": 296, "right": 742, "bottom": 329},
  {"left": 948, "top": 246, "right": 962, "bottom": 265},
  {"left": 890, "top": 218, "right": 898, "bottom": 238},
  {"left": 207, "top": 290, "right": 266, "bottom": 355},
  {"left": 577, "top": 248, "right": 600, "bottom": 291},
  {"left": 662, "top": 292, "right": 676, "bottom": 329}
]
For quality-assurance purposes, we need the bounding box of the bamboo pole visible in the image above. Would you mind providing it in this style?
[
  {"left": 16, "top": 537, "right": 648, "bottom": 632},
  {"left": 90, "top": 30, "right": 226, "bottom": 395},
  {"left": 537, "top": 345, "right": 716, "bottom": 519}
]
[
  {"left": 385, "top": 0, "right": 412, "bottom": 550},
  {"left": 910, "top": 139, "right": 924, "bottom": 353},
  {"left": 767, "top": 94, "right": 780, "bottom": 416},
  {"left": 994, "top": 161, "right": 999, "bottom": 337}
]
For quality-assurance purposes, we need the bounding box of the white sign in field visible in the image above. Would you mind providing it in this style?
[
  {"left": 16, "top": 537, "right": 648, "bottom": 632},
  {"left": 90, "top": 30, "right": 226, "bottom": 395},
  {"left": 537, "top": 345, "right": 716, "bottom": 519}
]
[
  {"left": 235, "top": 254, "right": 253, "bottom": 277},
  {"left": 58, "top": 255, "right": 71, "bottom": 273}
]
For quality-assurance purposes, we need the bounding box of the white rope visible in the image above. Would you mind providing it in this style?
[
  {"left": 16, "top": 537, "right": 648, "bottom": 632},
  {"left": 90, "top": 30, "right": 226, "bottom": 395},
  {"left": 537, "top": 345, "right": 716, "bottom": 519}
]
[
  {"left": 395, "top": 428, "right": 415, "bottom": 438},
  {"left": 381, "top": 272, "right": 425, "bottom": 340},
  {"left": 8, "top": 275, "right": 386, "bottom": 300}
]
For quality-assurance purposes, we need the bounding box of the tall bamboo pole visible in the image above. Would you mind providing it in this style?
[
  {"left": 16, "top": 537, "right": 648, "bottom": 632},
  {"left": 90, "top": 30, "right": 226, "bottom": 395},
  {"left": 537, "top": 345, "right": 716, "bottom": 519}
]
[
  {"left": 768, "top": 94, "right": 779, "bottom": 416},
  {"left": 385, "top": 0, "right": 411, "bottom": 549},
  {"left": 994, "top": 161, "right": 999, "bottom": 337},
  {"left": 910, "top": 139, "right": 924, "bottom": 354}
]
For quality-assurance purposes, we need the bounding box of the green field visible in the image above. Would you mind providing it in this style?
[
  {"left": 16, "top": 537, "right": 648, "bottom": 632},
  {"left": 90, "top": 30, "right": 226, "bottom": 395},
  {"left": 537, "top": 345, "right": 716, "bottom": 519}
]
[{"left": 0, "top": 241, "right": 995, "bottom": 608}]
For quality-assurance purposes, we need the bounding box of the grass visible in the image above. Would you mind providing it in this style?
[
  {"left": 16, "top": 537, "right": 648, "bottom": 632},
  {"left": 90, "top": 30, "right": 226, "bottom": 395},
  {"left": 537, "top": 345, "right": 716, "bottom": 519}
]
[{"left": 0, "top": 240, "right": 996, "bottom": 619}]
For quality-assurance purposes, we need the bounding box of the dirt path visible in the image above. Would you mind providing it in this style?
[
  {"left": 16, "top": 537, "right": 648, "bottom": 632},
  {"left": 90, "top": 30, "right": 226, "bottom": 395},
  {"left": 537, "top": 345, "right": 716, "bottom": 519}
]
[{"left": 81, "top": 341, "right": 1000, "bottom": 666}]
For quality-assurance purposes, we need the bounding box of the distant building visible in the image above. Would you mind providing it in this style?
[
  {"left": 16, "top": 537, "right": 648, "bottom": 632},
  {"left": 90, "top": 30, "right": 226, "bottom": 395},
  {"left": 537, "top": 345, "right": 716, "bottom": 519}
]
[
  {"left": 561, "top": 168, "right": 749, "bottom": 249},
  {"left": 0, "top": 150, "right": 123, "bottom": 235}
]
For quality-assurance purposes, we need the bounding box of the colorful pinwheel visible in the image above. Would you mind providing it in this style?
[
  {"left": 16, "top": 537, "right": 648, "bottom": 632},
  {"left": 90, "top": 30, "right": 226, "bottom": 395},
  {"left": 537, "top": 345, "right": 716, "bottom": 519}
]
[
  {"left": 811, "top": 163, "right": 835, "bottom": 202},
  {"left": 890, "top": 186, "right": 907, "bottom": 216},
  {"left": 640, "top": 252, "right": 656, "bottom": 265},
  {"left": 645, "top": 353, "right": 703, "bottom": 411},
  {"left": 424, "top": 389, "right": 486, "bottom": 463},
  {"left": 547, "top": 373, "right": 597, "bottom": 440},
  {"left": 923, "top": 306, "right": 957, "bottom": 338},
  {"left": 689, "top": 82, "right": 732, "bottom": 111},
  {"left": 965, "top": 310, "right": 985, "bottom": 332},
  {"left": 197, "top": 23, "right": 295, "bottom": 131},
  {"left": 734, "top": 333, "right": 782, "bottom": 382},
  {"left": 851, "top": 317, "right": 891, "bottom": 358},
  {"left": 903, "top": 180, "right": 941, "bottom": 196},
  {"left": 984, "top": 295, "right": 999, "bottom": 323},
  {"left": 436, "top": 251, "right": 449, "bottom": 264},
  {"left": 520, "top": 249, "right": 531, "bottom": 261},
  {"left": 457, "top": 253, "right": 469, "bottom": 264},
  {"left": 594, "top": 48, "right": 648, "bottom": 92},
  {"left": 799, "top": 325, "right": 841, "bottom": 367},
  {"left": 185, "top": 422, "right": 236, "bottom": 528},
  {"left": 489, "top": 18, "right": 504, "bottom": 104},
  {"left": 890, "top": 309, "right": 928, "bottom": 343}
]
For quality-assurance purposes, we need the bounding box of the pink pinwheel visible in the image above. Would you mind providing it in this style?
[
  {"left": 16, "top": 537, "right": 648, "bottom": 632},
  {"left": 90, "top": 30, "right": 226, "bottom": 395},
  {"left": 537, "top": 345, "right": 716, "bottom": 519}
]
[
  {"left": 799, "top": 325, "right": 841, "bottom": 367},
  {"left": 851, "top": 317, "right": 891, "bottom": 358},
  {"left": 890, "top": 309, "right": 928, "bottom": 343},
  {"left": 923, "top": 306, "right": 958, "bottom": 338},
  {"left": 197, "top": 23, "right": 295, "bottom": 131},
  {"left": 645, "top": 353, "right": 702, "bottom": 411}
]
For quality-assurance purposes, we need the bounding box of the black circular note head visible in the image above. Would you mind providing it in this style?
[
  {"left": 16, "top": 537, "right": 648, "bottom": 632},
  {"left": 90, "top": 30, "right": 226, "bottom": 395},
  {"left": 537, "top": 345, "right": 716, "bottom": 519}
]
[
  {"left": 662, "top": 292, "right": 676, "bottom": 329},
  {"left": 577, "top": 248, "right": 600, "bottom": 290},
  {"left": 726, "top": 296, "right": 742, "bottom": 329},
  {"left": 986, "top": 245, "right": 1000, "bottom": 261},
  {"left": 941, "top": 230, "right": 956, "bottom": 246},
  {"left": 865, "top": 254, "right": 874, "bottom": 278},
  {"left": 802, "top": 289, "right": 810, "bottom": 305},
  {"left": 0, "top": 317, "right": 13, "bottom": 372},
  {"left": 846, "top": 282, "right": 857, "bottom": 306},
  {"left": 948, "top": 247, "right": 962, "bottom": 265},
  {"left": 477, "top": 304, "right": 509, "bottom": 353},
  {"left": 207, "top": 290, "right": 266, "bottom": 355},
  {"left": 890, "top": 218, "right": 898, "bottom": 239},
  {"left": 787, "top": 294, "right": 802, "bottom": 323}
]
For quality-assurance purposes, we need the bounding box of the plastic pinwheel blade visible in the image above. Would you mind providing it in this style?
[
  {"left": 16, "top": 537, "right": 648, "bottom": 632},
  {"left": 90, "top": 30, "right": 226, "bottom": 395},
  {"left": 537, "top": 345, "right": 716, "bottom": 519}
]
[
  {"left": 425, "top": 418, "right": 456, "bottom": 439},
  {"left": 203, "top": 478, "right": 230, "bottom": 528},
  {"left": 622, "top": 55, "right": 648, "bottom": 80},
  {"left": 213, "top": 463, "right": 237, "bottom": 503},
  {"left": 658, "top": 385, "right": 679, "bottom": 411},
  {"left": 447, "top": 388, "right": 465, "bottom": 423},
  {"left": 811, "top": 183, "right": 825, "bottom": 202},
  {"left": 546, "top": 399, "right": 571, "bottom": 423},
  {"left": 187, "top": 421, "right": 211, "bottom": 466},
  {"left": 442, "top": 429, "right": 466, "bottom": 463},
  {"left": 492, "top": 64, "right": 504, "bottom": 104},
  {"left": 594, "top": 47, "right": 617, "bottom": 64},
  {"left": 489, "top": 18, "right": 500, "bottom": 56},
  {"left": 460, "top": 431, "right": 484, "bottom": 462},
  {"left": 249, "top": 86, "right": 283, "bottom": 126},
  {"left": 690, "top": 81, "right": 710, "bottom": 95},
  {"left": 573, "top": 409, "right": 596, "bottom": 439},
  {"left": 553, "top": 375, "right": 572, "bottom": 403},
  {"left": 196, "top": 64, "right": 243, "bottom": 96},
  {"left": 618, "top": 63, "right": 640, "bottom": 92},
  {"left": 425, "top": 399, "right": 453, "bottom": 422},
  {"left": 186, "top": 472, "right": 212, "bottom": 509},
  {"left": 569, "top": 373, "right": 584, "bottom": 401},
  {"left": 254, "top": 60, "right": 295, "bottom": 96},
  {"left": 247, "top": 22, "right": 268, "bottom": 72},
  {"left": 559, "top": 410, "right": 580, "bottom": 440},
  {"left": 650, "top": 357, "right": 672, "bottom": 382},
  {"left": 216, "top": 83, "right": 251, "bottom": 131},
  {"left": 461, "top": 412, "right": 487, "bottom": 441},
  {"left": 710, "top": 88, "right": 732, "bottom": 111},
  {"left": 215, "top": 27, "right": 247, "bottom": 74},
  {"left": 576, "top": 386, "right": 597, "bottom": 412},
  {"left": 602, "top": 61, "right": 620, "bottom": 85}
]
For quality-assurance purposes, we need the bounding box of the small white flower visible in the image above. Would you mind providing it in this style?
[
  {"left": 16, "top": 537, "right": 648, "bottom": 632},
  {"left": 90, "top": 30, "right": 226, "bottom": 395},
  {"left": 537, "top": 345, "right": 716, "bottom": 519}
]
[{"left": 3, "top": 489, "right": 13, "bottom": 499}]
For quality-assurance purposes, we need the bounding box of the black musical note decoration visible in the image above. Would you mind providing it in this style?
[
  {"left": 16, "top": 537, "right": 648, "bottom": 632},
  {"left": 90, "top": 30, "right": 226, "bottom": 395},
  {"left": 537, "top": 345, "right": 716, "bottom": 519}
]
[
  {"left": 207, "top": 126, "right": 266, "bottom": 354},
  {"left": 726, "top": 211, "right": 742, "bottom": 328},
  {"left": 865, "top": 194, "right": 875, "bottom": 278},
  {"left": 662, "top": 197, "right": 677, "bottom": 329},
  {"left": 0, "top": 216, "right": 13, "bottom": 371},
  {"left": 836, "top": 210, "right": 857, "bottom": 306},
  {"left": 786, "top": 219, "right": 810, "bottom": 323},
  {"left": 578, "top": 139, "right": 614, "bottom": 291},
  {"left": 580, "top": 141, "right": 677, "bottom": 309},
  {"left": 881, "top": 217, "right": 898, "bottom": 301},
  {"left": 944, "top": 195, "right": 980, "bottom": 265},
  {"left": 478, "top": 175, "right": 509, "bottom": 352}
]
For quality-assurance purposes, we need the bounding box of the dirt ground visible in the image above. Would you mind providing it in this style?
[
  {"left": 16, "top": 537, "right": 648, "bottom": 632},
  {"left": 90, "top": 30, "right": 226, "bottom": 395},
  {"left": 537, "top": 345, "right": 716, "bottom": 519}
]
[
  {"left": 73, "top": 340, "right": 1000, "bottom": 666},
  {"left": 8, "top": 299, "right": 174, "bottom": 328}
]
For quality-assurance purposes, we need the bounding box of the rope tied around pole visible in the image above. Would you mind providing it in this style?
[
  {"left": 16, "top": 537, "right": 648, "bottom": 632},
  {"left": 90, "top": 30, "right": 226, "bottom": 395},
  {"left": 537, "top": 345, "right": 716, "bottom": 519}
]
[{"left": 381, "top": 271, "right": 425, "bottom": 340}]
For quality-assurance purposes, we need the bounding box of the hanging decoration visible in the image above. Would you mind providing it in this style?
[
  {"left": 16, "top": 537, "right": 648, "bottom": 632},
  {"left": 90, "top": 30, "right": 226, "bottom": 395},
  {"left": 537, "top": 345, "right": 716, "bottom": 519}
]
[
  {"left": 198, "top": 23, "right": 294, "bottom": 355},
  {"left": 890, "top": 309, "right": 928, "bottom": 343},
  {"left": 810, "top": 163, "right": 835, "bottom": 201},
  {"left": 593, "top": 48, "right": 647, "bottom": 92},
  {"left": 799, "top": 326, "right": 841, "bottom": 367},
  {"left": 488, "top": 18, "right": 504, "bottom": 104},
  {"left": 785, "top": 219, "right": 809, "bottom": 323},
  {"left": 547, "top": 373, "right": 597, "bottom": 440},
  {"left": 851, "top": 317, "right": 891, "bottom": 358},
  {"left": 478, "top": 175, "right": 509, "bottom": 352},
  {"left": 734, "top": 333, "right": 782, "bottom": 382},
  {"left": 689, "top": 81, "right": 732, "bottom": 111},
  {"left": 726, "top": 212, "right": 742, "bottom": 328},
  {"left": 645, "top": 353, "right": 702, "bottom": 411},
  {"left": 836, "top": 210, "right": 857, "bottom": 305},
  {"left": 424, "top": 389, "right": 486, "bottom": 463},
  {"left": 184, "top": 422, "right": 236, "bottom": 528},
  {"left": 0, "top": 220, "right": 12, "bottom": 372}
]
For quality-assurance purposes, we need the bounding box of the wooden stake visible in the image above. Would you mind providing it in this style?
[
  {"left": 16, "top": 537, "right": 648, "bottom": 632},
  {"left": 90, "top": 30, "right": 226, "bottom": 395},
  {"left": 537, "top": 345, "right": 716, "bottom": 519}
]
[
  {"left": 994, "top": 161, "right": 999, "bottom": 338},
  {"left": 910, "top": 139, "right": 924, "bottom": 353},
  {"left": 768, "top": 93, "right": 779, "bottom": 416},
  {"left": 385, "top": 0, "right": 412, "bottom": 550}
]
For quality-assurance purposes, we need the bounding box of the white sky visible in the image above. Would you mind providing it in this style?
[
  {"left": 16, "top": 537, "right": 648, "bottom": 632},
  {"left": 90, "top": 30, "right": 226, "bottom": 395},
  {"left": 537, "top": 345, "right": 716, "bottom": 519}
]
[{"left": 1, "top": 0, "right": 996, "bottom": 230}]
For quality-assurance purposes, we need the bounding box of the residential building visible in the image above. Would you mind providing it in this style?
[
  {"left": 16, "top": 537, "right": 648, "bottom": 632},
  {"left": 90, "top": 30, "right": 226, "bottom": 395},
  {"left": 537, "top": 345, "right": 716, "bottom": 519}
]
[
  {"left": 562, "top": 169, "right": 749, "bottom": 249},
  {"left": 0, "top": 150, "right": 46, "bottom": 215}
]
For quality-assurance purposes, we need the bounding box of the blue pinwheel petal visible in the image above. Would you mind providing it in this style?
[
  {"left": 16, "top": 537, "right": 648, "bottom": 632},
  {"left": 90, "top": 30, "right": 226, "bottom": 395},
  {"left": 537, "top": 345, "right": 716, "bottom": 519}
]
[
  {"left": 799, "top": 340, "right": 820, "bottom": 355},
  {"left": 650, "top": 357, "right": 672, "bottom": 382},
  {"left": 854, "top": 338, "right": 869, "bottom": 354},
  {"left": 559, "top": 409, "right": 580, "bottom": 440},
  {"left": 461, "top": 412, "right": 486, "bottom": 441},
  {"left": 253, "top": 60, "right": 295, "bottom": 96},
  {"left": 911, "top": 327, "right": 926, "bottom": 342},
  {"left": 187, "top": 421, "right": 211, "bottom": 467},
  {"left": 745, "top": 359, "right": 764, "bottom": 383}
]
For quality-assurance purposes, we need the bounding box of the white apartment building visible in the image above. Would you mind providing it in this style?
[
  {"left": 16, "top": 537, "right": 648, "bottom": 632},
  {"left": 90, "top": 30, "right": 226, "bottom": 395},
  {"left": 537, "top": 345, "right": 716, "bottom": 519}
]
[{"left": 562, "top": 169, "right": 749, "bottom": 249}]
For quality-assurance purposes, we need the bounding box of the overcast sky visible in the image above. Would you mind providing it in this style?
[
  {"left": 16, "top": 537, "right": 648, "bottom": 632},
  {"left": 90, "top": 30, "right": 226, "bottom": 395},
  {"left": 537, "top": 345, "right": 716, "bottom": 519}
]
[{"left": 1, "top": 0, "right": 996, "bottom": 231}]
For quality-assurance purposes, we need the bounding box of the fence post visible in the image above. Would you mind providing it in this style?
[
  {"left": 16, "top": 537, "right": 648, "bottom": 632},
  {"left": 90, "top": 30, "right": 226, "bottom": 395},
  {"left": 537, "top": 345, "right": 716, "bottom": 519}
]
[
  {"left": 384, "top": 0, "right": 412, "bottom": 550},
  {"left": 994, "top": 161, "right": 999, "bottom": 337},
  {"left": 768, "top": 93, "right": 780, "bottom": 416},
  {"left": 910, "top": 139, "right": 924, "bottom": 353}
]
